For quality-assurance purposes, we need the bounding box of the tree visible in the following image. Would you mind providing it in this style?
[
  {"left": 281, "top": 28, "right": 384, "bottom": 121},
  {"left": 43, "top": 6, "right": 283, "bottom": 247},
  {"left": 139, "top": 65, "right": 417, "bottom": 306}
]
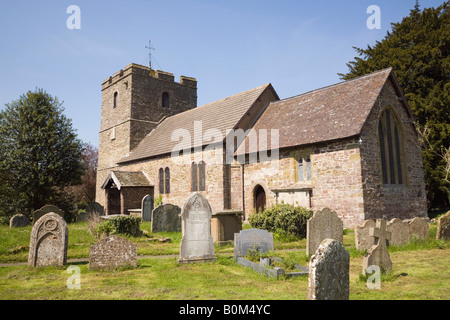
[
  {"left": 0, "top": 88, "right": 85, "bottom": 220},
  {"left": 339, "top": 1, "right": 450, "bottom": 209}
]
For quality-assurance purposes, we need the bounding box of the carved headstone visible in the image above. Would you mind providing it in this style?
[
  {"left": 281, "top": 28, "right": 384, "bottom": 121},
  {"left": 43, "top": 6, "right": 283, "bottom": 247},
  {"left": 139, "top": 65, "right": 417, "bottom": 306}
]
[
  {"left": 28, "top": 212, "right": 68, "bottom": 267},
  {"left": 33, "top": 205, "right": 64, "bottom": 225},
  {"left": 362, "top": 219, "right": 392, "bottom": 274},
  {"left": 409, "top": 217, "right": 429, "bottom": 241},
  {"left": 9, "top": 214, "right": 30, "bottom": 228},
  {"left": 306, "top": 208, "right": 343, "bottom": 256},
  {"left": 89, "top": 235, "right": 137, "bottom": 271},
  {"left": 234, "top": 228, "right": 274, "bottom": 261},
  {"left": 151, "top": 203, "right": 181, "bottom": 232},
  {"left": 387, "top": 218, "right": 410, "bottom": 246},
  {"left": 142, "top": 195, "right": 154, "bottom": 222},
  {"left": 307, "top": 238, "right": 350, "bottom": 300},
  {"left": 178, "top": 193, "right": 216, "bottom": 263},
  {"left": 436, "top": 211, "right": 450, "bottom": 240},
  {"left": 354, "top": 219, "right": 376, "bottom": 250}
]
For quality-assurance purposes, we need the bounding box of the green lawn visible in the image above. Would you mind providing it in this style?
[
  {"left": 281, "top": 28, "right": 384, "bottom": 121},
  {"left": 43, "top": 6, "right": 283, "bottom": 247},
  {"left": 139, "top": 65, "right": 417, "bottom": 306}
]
[{"left": 0, "top": 220, "right": 449, "bottom": 300}]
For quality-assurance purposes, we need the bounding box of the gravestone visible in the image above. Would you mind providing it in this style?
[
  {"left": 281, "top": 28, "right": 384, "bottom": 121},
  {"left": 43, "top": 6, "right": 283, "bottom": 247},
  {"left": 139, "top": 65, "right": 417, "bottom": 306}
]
[
  {"left": 178, "top": 193, "right": 216, "bottom": 263},
  {"left": 33, "top": 205, "right": 65, "bottom": 225},
  {"left": 142, "top": 195, "right": 154, "bottom": 222},
  {"left": 9, "top": 214, "right": 30, "bottom": 228},
  {"left": 86, "top": 202, "right": 104, "bottom": 216},
  {"left": 28, "top": 212, "right": 68, "bottom": 267},
  {"left": 387, "top": 218, "right": 410, "bottom": 246},
  {"left": 436, "top": 211, "right": 450, "bottom": 240},
  {"left": 354, "top": 220, "right": 375, "bottom": 250},
  {"left": 306, "top": 208, "right": 343, "bottom": 256},
  {"left": 307, "top": 239, "right": 350, "bottom": 300},
  {"left": 362, "top": 219, "right": 392, "bottom": 274},
  {"left": 409, "top": 217, "right": 429, "bottom": 241},
  {"left": 151, "top": 203, "right": 181, "bottom": 232},
  {"left": 89, "top": 235, "right": 137, "bottom": 271},
  {"left": 234, "top": 228, "right": 274, "bottom": 261}
]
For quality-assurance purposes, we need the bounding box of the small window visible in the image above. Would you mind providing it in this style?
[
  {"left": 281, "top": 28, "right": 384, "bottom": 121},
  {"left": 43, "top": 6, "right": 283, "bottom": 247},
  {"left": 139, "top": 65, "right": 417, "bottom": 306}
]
[
  {"left": 298, "top": 157, "right": 304, "bottom": 182},
  {"left": 159, "top": 168, "right": 164, "bottom": 194},
  {"left": 113, "top": 91, "right": 118, "bottom": 108},
  {"left": 191, "top": 162, "right": 198, "bottom": 191},
  {"left": 165, "top": 167, "right": 170, "bottom": 194},
  {"left": 162, "top": 92, "right": 169, "bottom": 108},
  {"left": 198, "top": 161, "right": 206, "bottom": 191},
  {"left": 305, "top": 156, "right": 311, "bottom": 181}
]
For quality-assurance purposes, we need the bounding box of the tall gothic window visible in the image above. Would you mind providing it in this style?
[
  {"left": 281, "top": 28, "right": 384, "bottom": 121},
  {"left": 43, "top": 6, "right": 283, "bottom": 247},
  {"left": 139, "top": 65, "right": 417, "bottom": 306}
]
[
  {"left": 164, "top": 167, "right": 170, "bottom": 194},
  {"left": 162, "top": 92, "right": 169, "bottom": 108},
  {"left": 378, "top": 109, "right": 404, "bottom": 185},
  {"left": 159, "top": 168, "right": 164, "bottom": 194},
  {"left": 191, "top": 162, "right": 198, "bottom": 192},
  {"left": 305, "top": 156, "right": 312, "bottom": 181},
  {"left": 298, "top": 157, "right": 304, "bottom": 182},
  {"left": 198, "top": 161, "right": 206, "bottom": 191},
  {"left": 113, "top": 91, "right": 118, "bottom": 108}
]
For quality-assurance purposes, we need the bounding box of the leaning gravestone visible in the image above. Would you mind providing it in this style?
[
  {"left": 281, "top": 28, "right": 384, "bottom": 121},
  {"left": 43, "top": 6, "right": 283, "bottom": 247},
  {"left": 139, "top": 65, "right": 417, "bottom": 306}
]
[
  {"left": 234, "top": 228, "right": 274, "bottom": 261},
  {"left": 178, "top": 192, "right": 216, "bottom": 263},
  {"left": 354, "top": 220, "right": 376, "bottom": 250},
  {"left": 142, "top": 195, "right": 154, "bottom": 222},
  {"left": 9, "top": 214, "right": 30, "bottom": 228},
  {"left": 89, "top": 235, "right": 137, "bottom": 271},
  {"left": 151, "top": 203, "right": 181, "bottom": 232},
  {"left": 28, "top": 212, "right": 68, "bottom": 267},
  {"left": 387, "top": 218, "right": 410, "bottom": 246},
  {"left": 409, "top": 217, "right": 429, "bottom": 241},
  {"left": 307, "top": 238, "right": 350, "bottom": 300},
  {"left": 33, "top": 205, "right": 65, "bottom": 225},
  {"left": 306, "top": 208, "right": 343, "bottom": 256},
  {"left": 436, "top": 211, "right": 450, "bottom": 240},
  {"left": 362, "top": 219, "right": 392, "bottom": 274}
]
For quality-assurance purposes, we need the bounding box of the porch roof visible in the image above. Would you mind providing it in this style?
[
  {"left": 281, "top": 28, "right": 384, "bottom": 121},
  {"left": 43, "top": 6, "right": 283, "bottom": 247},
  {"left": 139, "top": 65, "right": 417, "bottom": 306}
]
[{"left": 100, "top": 171, "right": 152, "bottom": 190}]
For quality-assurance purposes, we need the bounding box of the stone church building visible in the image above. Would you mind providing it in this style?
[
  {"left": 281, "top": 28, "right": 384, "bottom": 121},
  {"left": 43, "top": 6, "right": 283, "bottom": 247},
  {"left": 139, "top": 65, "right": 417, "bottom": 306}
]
[{"left": 95, "top": 63, "right": 427, "bottom": 227}]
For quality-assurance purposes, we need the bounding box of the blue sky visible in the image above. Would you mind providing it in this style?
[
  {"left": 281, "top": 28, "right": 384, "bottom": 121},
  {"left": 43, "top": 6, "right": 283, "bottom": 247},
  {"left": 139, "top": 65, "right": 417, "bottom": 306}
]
[{"left": 0, "top": 0, "right": 445, "bottom": 147}]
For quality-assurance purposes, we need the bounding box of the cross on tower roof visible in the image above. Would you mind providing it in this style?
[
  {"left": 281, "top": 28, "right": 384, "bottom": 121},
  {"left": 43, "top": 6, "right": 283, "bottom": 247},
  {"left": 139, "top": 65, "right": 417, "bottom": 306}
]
[
  {"left": 369, "top": 219, "right": 391, "bottom": 247},
  {"left": 145, "top": 40, "right": 155, "bottom": 69}
]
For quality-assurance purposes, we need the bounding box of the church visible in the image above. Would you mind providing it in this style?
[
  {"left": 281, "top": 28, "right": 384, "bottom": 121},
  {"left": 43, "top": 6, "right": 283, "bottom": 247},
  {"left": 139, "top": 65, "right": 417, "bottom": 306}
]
[{"left": 95, "top": 63, "right": 428, "bottom": 227}]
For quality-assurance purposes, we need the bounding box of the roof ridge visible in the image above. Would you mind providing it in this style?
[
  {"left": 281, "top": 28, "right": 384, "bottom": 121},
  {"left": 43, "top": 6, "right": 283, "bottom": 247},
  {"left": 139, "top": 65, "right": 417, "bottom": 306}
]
[{"left": 274, "top": 67, "right": 392, "bottom": 104}]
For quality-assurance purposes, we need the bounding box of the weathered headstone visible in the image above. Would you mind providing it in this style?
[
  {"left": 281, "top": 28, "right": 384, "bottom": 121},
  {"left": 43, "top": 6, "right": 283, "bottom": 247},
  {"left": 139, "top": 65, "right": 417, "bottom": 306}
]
[
  {"left": 306, "top": 208, "right": 343, "bottom": 256},
  {"left": 9, "top": 214, "right": 30, "bottom": 228},
  {"left": 362, "top": 219, "right": 392, "bottom": 274},
  {"left": 89, "top": 235, "right": 137, "bottom": 271},
  {"left": 307, "top": 239, "right": 350, "bottom": 300},
  {"left": 86, "top": 202, "right": 104, "bottom": 216},
  {"left": 178, "top": 192, "right": 216, "bottom": 263},
  {"left": 436, "top": 211, "right": 450, "bottom": 240},
  {"left": 387, "top": 218, "right": 410, "bottom": 246},
  {"left": 234, "top": 228, "right": 274, "bottom": 261},
  {"left": 151, "top": 203, "right": 181, "bottom": 232},
  {"left": 142, "top": 195, "right": 154, "bottom": 222},
  {"left": 409, "top": 217, "right": 429, "bottom": 241},
  {"left": 354, "top": 219, "right": 376, "bottom": 250},
  {"left": 33, "top": 205, "right": 64, "bottom": 225},
  {"left": 28, "top": 212, "right": 68, "bottom": 267}
]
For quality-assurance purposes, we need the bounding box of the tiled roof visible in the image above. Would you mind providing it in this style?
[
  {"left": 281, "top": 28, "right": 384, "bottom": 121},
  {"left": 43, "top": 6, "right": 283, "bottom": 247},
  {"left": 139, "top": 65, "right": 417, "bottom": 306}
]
[
  {"left": 236, "top": 68, "right": 393, "bottom": 155},
  {"left": 101, "top": 171, "right": 151, "bottom": 189},
  {"left": 118, "top": 83, "right": 274, "bottom": 163}
]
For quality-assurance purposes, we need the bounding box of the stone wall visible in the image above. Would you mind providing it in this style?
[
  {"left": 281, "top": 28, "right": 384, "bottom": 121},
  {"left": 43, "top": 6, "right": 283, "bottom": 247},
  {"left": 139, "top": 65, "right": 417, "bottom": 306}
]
[{"left": 359, "top": 78, "right": 427, "bottom": 221}]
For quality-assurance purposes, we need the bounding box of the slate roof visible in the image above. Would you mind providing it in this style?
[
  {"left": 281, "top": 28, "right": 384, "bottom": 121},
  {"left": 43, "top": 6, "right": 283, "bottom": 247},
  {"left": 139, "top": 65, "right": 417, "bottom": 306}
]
[
  {"left": 118, "top": 83, "right": 275, "bottom": 164},
  {"left": 236, "top": 68, "right": 394, "bottom": 155},
  {"left": 100, "top": 171, "right": 151, "bottom": 189}
]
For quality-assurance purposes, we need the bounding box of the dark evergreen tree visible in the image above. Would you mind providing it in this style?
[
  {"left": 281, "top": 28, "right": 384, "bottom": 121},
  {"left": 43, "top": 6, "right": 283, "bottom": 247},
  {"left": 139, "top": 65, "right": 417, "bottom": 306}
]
[
  {"left": 339, "top": 1, "right": 450, "bottom": 209},
  {"left": 0, "top": 89, "right": 85, "bottom": 220}
]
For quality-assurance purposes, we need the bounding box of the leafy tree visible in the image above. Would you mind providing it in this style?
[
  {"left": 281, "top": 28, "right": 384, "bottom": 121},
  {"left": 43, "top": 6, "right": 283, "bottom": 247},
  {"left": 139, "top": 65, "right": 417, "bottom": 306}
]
[
  {"left": 339, "top": 1, "right": 450, "bottom": 209},
  {"left": 0, "top": 89, "right": 85, "bottom": 220}
]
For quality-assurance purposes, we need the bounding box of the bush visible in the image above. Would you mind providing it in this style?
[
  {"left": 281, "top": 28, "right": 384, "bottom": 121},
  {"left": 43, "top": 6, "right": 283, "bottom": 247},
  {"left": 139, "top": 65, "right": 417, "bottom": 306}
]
[
  {"left": 94, "top": 216, "right": 142, "bottom": 238},
  {"left": 248, "top": 204, "right": 312, "bottom": 238}
]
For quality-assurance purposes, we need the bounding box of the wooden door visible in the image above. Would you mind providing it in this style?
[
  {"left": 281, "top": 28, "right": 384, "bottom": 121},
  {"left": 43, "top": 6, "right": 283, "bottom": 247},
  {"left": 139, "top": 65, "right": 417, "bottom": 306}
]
[{"left": 254, "top": 185, "right": 266, "bottom": 213}]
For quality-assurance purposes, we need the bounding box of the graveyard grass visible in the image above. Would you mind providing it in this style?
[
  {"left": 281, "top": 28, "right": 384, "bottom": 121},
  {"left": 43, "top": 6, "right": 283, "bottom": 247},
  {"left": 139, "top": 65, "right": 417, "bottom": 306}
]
[{"left": 0, "top": 222, "right": 449, "bottom": 300}]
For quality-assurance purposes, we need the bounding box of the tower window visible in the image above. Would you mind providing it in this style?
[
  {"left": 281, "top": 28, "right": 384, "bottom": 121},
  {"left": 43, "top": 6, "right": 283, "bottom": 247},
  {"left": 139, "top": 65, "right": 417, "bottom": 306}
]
[
  {"left": 113, "top": 91, "right": 118, "bottom": 108},
  {"left": 162, "top": 92, "right": 169, "bottom": 108}
]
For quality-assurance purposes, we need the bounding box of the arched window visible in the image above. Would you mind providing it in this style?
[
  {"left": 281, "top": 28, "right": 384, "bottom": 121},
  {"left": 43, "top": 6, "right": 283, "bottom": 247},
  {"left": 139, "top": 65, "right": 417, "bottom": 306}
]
[
  {"left": 162, "top": 92, "right": 169, "bottom": 108},
  {"left": 113, "top": 91, "right": 118, "bottom": 108},
  {"left": 198, "top": 161, "right": 206, "bottom": 191},
  {"left": 378, "top": 109, "right": 404, "bottom": 185},
  {"left": 164, "top": 167, "right": 170, "bottom": 194},
  {"left": 305, "top": 156, "right": 311, "bottom": 181},
  {"left": 298, "top": 157, "right": 304, "bottom": 182},
  {"left": 191, "top": 162, "right": 198, "bottom": 191},
  {"left": 159, "top": 168, "right": 164, "bottom": 194}
]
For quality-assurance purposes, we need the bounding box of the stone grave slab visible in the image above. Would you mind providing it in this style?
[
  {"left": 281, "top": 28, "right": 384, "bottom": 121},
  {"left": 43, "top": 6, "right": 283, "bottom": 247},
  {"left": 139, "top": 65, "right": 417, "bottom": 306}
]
[
  {"left": 234, "top": 228, "right": 274, "bottom": 261},
  {"left": 437, "top": 211, "right": 450, "bottom": 240},
  {"left": 9, "top": 214, "right": 30, "bottom": 228},
  {"left": 387, "top": 218, "right": 410, "bottom": 246},
  {"left": 89, "top": 235, "right": 137, "bottom": 271},
  {"left": 306, "top": 208, "right": 343, "bottom": 256},
  {"left": 354, "top": 219, "right": 376, "bottom": 250},
  {"left": 151, "top": 203, "right": 181, "bottom": 232},
  {"left": 362, "top": 219, "right": 392, "bottom": 274},
  {"left": 33, "top": 205, "right": 65, "bottom": 225},
  {"left": 142, "top": 195, "right": 154, "bottom": 222}
]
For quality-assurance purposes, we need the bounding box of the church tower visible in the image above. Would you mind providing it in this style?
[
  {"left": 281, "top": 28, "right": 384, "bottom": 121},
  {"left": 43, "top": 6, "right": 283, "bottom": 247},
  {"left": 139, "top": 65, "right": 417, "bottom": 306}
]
[{"left": 97, "top": 63, "right": 197, "bottom": 172}]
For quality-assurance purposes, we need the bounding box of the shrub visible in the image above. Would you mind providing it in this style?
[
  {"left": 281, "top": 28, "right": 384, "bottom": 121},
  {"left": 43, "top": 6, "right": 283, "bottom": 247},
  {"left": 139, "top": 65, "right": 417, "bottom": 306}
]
[
  {"left": 248, "top": 203, "right": 312, "bottom": 238},
  {"left": 93, "top": 216, "right": 142, "bottom": 238}
]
